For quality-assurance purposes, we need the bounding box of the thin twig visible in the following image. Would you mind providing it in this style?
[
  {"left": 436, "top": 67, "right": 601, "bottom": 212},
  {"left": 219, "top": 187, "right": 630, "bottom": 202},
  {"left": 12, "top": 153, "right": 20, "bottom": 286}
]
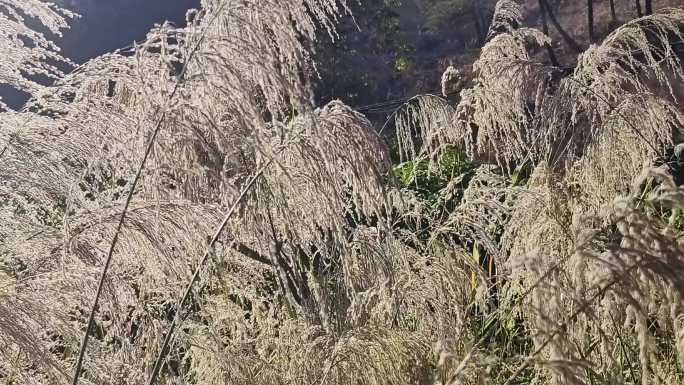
[{"left": 70, "top": 102, "right": 164, "bottom": 385}]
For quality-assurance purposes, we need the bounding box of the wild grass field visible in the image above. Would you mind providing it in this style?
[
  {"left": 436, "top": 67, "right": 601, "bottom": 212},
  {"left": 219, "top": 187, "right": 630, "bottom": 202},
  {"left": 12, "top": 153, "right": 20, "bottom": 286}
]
[{"left": 1, "top": 0, "right": 684, "bottom": 384}]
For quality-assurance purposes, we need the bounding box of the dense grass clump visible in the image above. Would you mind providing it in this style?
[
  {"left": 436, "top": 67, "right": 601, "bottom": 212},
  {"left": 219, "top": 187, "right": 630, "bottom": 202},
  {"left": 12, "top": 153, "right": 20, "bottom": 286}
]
[{"left": 1, "top": 1, "right": 684, "bottom": 384}]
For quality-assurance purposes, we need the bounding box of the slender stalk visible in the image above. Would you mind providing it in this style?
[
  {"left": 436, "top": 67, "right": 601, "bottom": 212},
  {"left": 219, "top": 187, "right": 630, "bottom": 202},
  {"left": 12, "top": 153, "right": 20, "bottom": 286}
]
[
  {"left": 265, "top": 205, "right": 304, "bottom": 311},
  {"left": 608, "top": 312, "right": 639, "bottom": 385},
  {"left": 70, "top": 4, "right": 228, "bottom": 385},
  {"left": 636, "top": 0, "right": 643, "bottom": 17},
  {"left": 70, "top": 105, "right": 164, "bottom": 385},
  {"left": 146, "top": 158, "right": 273, "bottom": 385},
  {"left": 609, "top": 0, "right": 617, "bottom": 23}
]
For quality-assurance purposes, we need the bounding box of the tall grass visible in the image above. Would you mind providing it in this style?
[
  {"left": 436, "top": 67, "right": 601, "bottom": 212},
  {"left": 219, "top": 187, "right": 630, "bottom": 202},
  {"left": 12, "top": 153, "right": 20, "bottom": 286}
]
[{"left": 1, "top": 0, "right": 684, "bottom": 384}]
